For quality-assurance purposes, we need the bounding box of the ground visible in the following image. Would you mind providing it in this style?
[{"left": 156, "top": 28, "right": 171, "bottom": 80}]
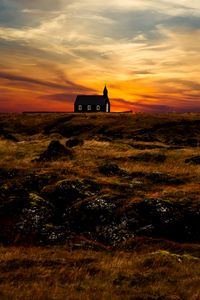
[{"left": 0, "top": 112, "right": 200, "bottom": 299}]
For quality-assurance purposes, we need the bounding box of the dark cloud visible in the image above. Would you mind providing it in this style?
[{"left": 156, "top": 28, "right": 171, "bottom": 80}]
[
  {"left": 0, "top": 71, "right": 95, "bottom": 93},
  {"left": 161, "top": 79, "right": 200, "bottom": 91},
  {"left": 0, "top": 40, "right": 76, "bottom": 64},
  {"left": 5, "top": 0, "right": 64, "bottom": 11},
  {"left": 101, "top": 9, "right": 166, "bottom": 41},
  {"left": 134, "top": 93, "right": 165, "bottom": 100},
  {"left": 112, "top": 97, "right": 172, "bottom": 112},
  {"left": 135, "top": 90, "right": 200, "bottom": 104},
  {"left": 133, "top": 102, "right": 172, "bottom": 111},
  {"left": 112, "top": 96, "right": 200, "bottom": 113},
  {"left": 0, "top": 0, "right": 72, "bottom": 28},
  {"left": 112, "top": 98, "right": 134, "bottom": 106},
  {"left": 163, "top": 15, "right": 200, "bottom": 30},
  {"left": 0, "top": 1, "right": 36, "bottom": 28},
  {"left": 131, "top": 70, "right": 154, "bottom": 75},
  {"left": 73, "top": 49, "right": 111, "bottom": 61},
  {"left": 39, "top": 93, "right": 75, "bottom": 103}
]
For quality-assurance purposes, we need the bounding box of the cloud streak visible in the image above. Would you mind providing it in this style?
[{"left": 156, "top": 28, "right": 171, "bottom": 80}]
[{"left": 0, "top": 71, "right": 95, "bottom": 93}]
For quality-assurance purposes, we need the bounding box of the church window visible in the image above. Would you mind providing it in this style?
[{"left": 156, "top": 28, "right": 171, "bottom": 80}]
[
  {"left": 106, "top": 103, "right": 109, "bottom": 112},
  {"left": 87, "top": 105, "right": 91, "bottom": 111},
  {"left": 96, "top": 105, "right": 100, "bottom": 111},
  {"left": 78, "top": 105, "right": 82, "bottom": 111}
]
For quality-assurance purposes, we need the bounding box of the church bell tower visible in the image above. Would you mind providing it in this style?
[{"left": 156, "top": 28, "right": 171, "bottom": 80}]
[{"left": 103, "top": 85, "right": 108, "bottom": 98}]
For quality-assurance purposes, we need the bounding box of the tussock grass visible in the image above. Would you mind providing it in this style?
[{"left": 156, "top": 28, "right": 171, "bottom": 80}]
[
  {"left": 0, "top": 113, "right": 200, "bottom": 299},
  {"left": 0, "top": 246, "right": 200, "bottom": 300}
]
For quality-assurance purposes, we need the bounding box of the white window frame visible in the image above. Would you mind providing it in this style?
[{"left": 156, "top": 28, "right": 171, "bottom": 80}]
[
  {"left": 106, "top": 103, "right": 109, "bottom": 112},
  {"left": 78, "top": 105, "right": 82, "bottom": 111},
  {"left": 87, "top": 105, "right": 91, "bottom": 111},
  {"left": 96, "top": 105, "right": 100, "bottom": 111}
]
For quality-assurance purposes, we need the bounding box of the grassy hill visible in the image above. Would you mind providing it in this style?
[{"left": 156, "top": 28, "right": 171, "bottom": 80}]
[{"left": 0, "top": 112, "right": 200, "bottom": 299}]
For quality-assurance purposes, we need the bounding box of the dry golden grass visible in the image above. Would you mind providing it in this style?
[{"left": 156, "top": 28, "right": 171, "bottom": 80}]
[
  {"left": 0, "top": 120, "right": 199, "bottom": 207},
  {"left": 0, "top": 246, "right": 200, "bottom": 300},
  {"left": 0, "top": 113, "right": 200, "bottom": 299}
]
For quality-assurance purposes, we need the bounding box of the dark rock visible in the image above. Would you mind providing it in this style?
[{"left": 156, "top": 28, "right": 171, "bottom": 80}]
[
  {"left": 131, "top": 120, "right": 200, "bottom": 147},
  {"left": 33, "top": 140, "right": 72, "bottom": 162},
  {"left": 63, "top": 196, "right": 131, "bottom": 245},
  {"left": 16, "top": 193, "right": 67, "bottom": 244},
  {"left": 0, "top": 168, "right": 19, "bottom": 179},
  {"left": 185, "top": 138, "right": 199, "bottom": 147},
  {"left": 42, "top": 178, "right": 99, "bottom": 203},
  {"left": 168, "top": 138, "right": 199, "bottom": 148},
  {"left": 0, "top": 182, "right": 28, "bottom": 215},
  {"left": 99, "top": 163, "right": 127, "bottom": 176},
  {"left": 185, "top": 156, "right": 200, "bottom": 165},
  {"left": 22, "top": 173, "right": 58, "bottom": 192},
  {"left": 128, "top": 153, "right": 166, "bottom": 163},
  {"left": 129, "top": 143, "right": 165, "bottom": 150},
  {"left": 0, "top": 181, "right": 29, "bottom": 243},
  {"left": 97, "top": 136, "right": 113, "bottom": 142},
  {"left": 132, "top": 133, "right": 159, "bottom": 142},
  {"left": 0, "top": 128, "right": 18, "bottom": 142},
  {"left": 41, "top": 178, "right": 100, "bottom": 224},
  {"left": 130, "top": 199, "right": 200, "bottom": 243},
  {"left": 144, "top": 172, "right": 184, "bottom": 185},
  {"left": 69, "top": 197, "right": 117, "bottom": 229},
  {"left": 66, "top": 138, "right": 84, "bottom": 148},
  {"left": 131, "top": 171, "right": 184, "bottom": 185}
]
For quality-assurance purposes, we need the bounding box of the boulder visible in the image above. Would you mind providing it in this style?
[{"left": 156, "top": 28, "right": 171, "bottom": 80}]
[
  {"left": 99, "top": 163, "right": 127, "bottom": 176},
  {"left": 129, "top": 199, "right": 200, "bottom": 243},
  {"left": 144, "top": 172, "right": 184, "bottom": 185},
  {"left": 34, "top": 140, "right": 72, "bottom": 162},
  {"left": 66, "top": 138, "right": 84, "bottom": 148},
  {"left": 131, "top": 171, "right": 184, "bottom": 185},
  {"left": 41, "top": 178, "right": 100, "bottom": 224},
  {"left": 0, "top": 128, "right": 18, "bottom": 142},
  {"left": 16, "top": 193, "right": 62, "bottom": 244},
  {"left": 0, "top": 182, "right": 28, "bottom": 215},
  {"left": 63, "top": 196, "right": 131, "bottom": 245},
  {"left": 185, "top": 156, "right": 200, "bottom": 165}
]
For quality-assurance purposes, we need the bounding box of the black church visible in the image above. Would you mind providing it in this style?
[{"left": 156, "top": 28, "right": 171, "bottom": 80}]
[{"left": 74, "top": 85, "right": 110, "bottom": 112}]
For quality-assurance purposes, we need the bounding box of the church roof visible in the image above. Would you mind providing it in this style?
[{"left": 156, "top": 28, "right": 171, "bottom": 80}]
[{"left": 75, "top": 95, "right": 109, "bottom": 106}]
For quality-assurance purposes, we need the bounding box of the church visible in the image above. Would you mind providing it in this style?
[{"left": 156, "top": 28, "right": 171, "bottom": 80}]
[{"left": 74, "top": 85, "right": 110, "bottom": 113}]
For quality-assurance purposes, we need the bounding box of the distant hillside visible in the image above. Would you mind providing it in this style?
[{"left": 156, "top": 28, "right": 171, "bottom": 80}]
[{"left": 0, "top": 112, "right": 200, "bottom": 147}]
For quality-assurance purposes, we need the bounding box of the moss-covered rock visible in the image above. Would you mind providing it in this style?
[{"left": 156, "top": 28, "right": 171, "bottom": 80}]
[
  {"left": 16, "top": 193, "right": 56, "bottom": 244},
  {"left": 33, "top": 140, "right": 73, "bottom": 162}
]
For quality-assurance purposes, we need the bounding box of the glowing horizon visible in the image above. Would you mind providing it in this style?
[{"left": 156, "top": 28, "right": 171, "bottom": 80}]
[{"left": 0, "top": 0, "right": 200, "bottom": 113}]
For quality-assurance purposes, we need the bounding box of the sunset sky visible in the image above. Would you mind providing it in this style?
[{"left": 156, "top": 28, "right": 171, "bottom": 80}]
[{"left": 0, "top": 0, "right": 200, "bottom": 112}]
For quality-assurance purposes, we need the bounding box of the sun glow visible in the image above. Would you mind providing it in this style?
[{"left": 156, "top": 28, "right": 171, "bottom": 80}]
[{"left": 0, "top": 0, "right": 200, "bottom": 112}]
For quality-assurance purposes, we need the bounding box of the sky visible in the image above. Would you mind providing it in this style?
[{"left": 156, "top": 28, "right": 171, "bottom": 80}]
[{"left": 0, "top": 0, "right": 200, "bottom": 113}]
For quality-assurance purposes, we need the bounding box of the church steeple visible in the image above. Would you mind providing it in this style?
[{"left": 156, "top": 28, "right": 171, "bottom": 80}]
[{"left": 103, "top": 85, "right": 108, "bottom": 98}]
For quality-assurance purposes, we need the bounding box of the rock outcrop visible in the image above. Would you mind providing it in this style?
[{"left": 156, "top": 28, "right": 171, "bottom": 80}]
[{"left": 34, "top": 140, "right": 72, "bottom": 162}]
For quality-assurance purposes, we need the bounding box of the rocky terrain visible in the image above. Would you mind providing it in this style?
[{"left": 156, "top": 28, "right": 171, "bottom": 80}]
[
  {"left": 0, "top": 112, "right": 199, "bottom": 247},
  {"left": 0, "top": 112, "right": 199, "bottom": 299}
]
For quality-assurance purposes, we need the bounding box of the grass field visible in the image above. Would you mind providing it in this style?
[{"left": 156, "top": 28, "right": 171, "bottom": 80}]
[
  {"left": 0, "top": 112, "right": 200, "bottom": 299},
  {"left": 0, "top": 244, "right": 200, "bottom": 300}
]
